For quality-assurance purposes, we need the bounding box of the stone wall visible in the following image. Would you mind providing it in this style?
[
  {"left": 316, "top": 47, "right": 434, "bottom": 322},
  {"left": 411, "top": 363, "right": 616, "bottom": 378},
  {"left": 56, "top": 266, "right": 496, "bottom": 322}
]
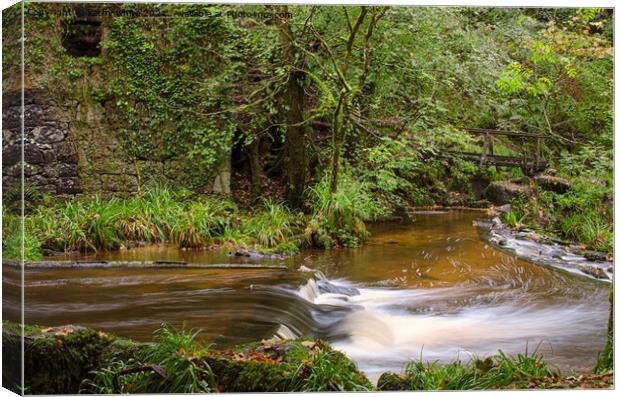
[
  {"left": 3, "top": 91, "right": 82, "bottom": 195},
  {"left": 2, "top": 88, "right": 230, "bottom": 197},
  {"left": 1, "top": 3, "right": 231, "bottom": 198}
]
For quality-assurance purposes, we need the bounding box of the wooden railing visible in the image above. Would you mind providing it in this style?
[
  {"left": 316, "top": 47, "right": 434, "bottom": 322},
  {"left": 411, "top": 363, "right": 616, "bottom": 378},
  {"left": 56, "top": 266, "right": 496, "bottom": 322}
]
[{"left": 441, "top": 128, "right": 547, "bottom": 175}]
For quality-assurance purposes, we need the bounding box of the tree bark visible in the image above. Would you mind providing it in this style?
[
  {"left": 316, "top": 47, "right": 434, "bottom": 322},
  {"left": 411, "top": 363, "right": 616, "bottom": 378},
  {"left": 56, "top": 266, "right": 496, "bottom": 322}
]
[
  {"left": 247, "top": 136, "right": 262, "bottom": 200},
  {"left": 280, "top": 11, "right": 307, "bottom": 208}
]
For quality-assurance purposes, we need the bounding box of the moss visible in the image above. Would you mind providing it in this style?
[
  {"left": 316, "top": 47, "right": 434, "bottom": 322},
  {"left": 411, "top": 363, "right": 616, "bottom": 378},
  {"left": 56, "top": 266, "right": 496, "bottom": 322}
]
[
  {"left": 2, "top": 321, "right": 141, "bottom": 394},
  {"left": 205, "top": 356, "right": 294, "bottom": 392},
  {"left": 4, "top": 322, "right": 371, "bottom": 393},
  {"left": 594, "top": 283, "right": 613, "bottom": 373},
  {"left": 209, "top": 339, "right": 372, "bottom": 392},
  {"left": 377, "top": 372, "right": 410, "bottom": 390}
]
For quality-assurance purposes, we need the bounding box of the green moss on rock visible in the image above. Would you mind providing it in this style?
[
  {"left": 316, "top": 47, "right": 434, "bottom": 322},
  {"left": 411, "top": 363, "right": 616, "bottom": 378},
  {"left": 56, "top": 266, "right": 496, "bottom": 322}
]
[
  {"left": 2, "top": 321, "right": 141, "bottom": 394},
  {"left": 3, "top": 322, "right": 371, "bottom": 393},
  {"left": 207, "top": 339, "right": 372, "bottom": 392}
]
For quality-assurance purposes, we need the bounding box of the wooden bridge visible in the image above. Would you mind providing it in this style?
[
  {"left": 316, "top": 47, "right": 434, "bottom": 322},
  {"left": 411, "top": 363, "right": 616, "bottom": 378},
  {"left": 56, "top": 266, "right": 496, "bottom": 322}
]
[{"left": 441, "top": 128, "right": 548, "bottom": 175}]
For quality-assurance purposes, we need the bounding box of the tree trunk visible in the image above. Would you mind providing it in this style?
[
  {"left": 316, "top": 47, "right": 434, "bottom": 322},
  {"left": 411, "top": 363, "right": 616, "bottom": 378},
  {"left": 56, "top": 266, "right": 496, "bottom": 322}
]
[
  {"left": 247, "top": 136, "right": 262, "bottom": 200},
  {"left": 329, "top": 92, "right": 347, "bottom": 194},
  {"left": 280, "top": 9, "right": 307, "bottom": 208}
]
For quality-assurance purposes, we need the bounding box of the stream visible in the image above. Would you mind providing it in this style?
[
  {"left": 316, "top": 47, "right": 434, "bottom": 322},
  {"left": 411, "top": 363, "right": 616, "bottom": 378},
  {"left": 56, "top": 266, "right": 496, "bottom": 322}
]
[{"left": 2, "top": 211, "right": 610, "bottom": 382}]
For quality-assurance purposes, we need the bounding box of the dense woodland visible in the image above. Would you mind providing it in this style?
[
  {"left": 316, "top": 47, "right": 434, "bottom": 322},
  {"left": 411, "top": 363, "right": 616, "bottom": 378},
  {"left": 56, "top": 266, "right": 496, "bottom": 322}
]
[
  {"left": 1, "top": 3, "right": 615, "bottom": 392},
  {"left": 3, "top": 4, "right": 613, "bottom": 259}
]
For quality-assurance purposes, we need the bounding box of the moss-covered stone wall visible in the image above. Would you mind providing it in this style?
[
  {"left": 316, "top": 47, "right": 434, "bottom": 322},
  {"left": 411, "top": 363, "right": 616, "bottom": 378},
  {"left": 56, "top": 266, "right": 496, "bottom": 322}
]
[{"left": 2, "top": 3, "right": 230, "bottom": 197}]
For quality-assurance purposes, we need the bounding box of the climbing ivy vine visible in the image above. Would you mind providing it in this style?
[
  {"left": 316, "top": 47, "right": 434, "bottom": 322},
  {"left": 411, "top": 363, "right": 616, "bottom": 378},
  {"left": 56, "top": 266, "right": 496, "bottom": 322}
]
[{"left": 103, "top": 4, "right": 242, "bottom": 188}]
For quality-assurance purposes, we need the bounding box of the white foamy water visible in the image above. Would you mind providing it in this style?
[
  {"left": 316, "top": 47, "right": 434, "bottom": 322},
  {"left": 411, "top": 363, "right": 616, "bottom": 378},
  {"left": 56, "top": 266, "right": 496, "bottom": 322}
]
[{"left": 293, "top": 276, "right": 608, "bottom": 383}]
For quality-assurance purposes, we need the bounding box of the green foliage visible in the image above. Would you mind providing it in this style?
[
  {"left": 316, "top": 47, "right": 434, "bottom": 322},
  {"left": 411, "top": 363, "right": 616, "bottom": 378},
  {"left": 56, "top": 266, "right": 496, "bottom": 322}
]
[
  {"left": 306, "top": 170, "right": 383, "bottom": 248},
  {"left": 2, "top": 214, "right": 43, "bottom": 261},
  {"left": 502, "top": 210, "right": 525, "bottom": 228},
  {"left": 83, "top": 324, "right": 214, "bottom": 393},
  {"left": 6, "top": 4, "right": 614, "bottom": 255},
  {"left": 102, "top": 4, "right": 242, "bottom": 189},
  {"left": 240, "top": 200, "right": 307, "bottom": 251},
  {"left": 397, "top": 350, "right": 553, "bottom": 390},
  {"left": 507, "top": 143, "right": 612, "bottom": 253}
]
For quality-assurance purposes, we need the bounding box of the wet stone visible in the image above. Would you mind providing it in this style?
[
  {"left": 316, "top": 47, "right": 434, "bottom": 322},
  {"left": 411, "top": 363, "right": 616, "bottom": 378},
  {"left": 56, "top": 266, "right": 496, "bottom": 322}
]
[
  {"left": 580, "top": 265, "right": 609, "bottom": 280},
  {"left": 584, "top": 251, "right": 608, "bottom": 262}
]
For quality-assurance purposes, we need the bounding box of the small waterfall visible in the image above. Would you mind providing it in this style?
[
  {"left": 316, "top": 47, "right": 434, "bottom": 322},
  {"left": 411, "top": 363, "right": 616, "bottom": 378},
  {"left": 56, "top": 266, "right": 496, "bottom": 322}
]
[
  {"left": 269, "top": 273, "right": 608, "bottom": 383},
  {"left": 275, "top": 324, "right": 299, "bottom": 340},
  {"left": 298, "top": 278, "right": 321, "bottom": 302}
]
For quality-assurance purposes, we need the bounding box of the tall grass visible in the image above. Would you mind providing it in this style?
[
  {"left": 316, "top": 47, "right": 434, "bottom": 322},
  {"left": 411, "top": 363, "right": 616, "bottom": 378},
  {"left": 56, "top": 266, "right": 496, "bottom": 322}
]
[
  {"left": 2, "top": 210, "right": 43, "bottom": 261},
  {"left": 383, "top": 350, "right": 554, "bottom": 391},
  {"left": 241, "top": 200, "right": 306, "bottom": 251},
  {"left": 19, "top": 187, "right": 240, "bottom": 254},
  {"left": 82, "top": 324, "right": 214, "bottom": 393},
  {"left": 13, "top": 187, "right": 317, "bottom": 256},
  {"left": 9, "top": 177, "right": 387, "bottom": 257},
  {"left": 306, "top": 170, "right": 383, "bottom": 248}
]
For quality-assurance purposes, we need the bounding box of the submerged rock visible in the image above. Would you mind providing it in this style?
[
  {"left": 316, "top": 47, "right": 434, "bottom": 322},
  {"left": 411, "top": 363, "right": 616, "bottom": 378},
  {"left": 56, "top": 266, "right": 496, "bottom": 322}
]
[
  {"left": 317, "top": 279, "right": 360, "bottom": 296},
  {"left": 232, "top": 249, "right": 286, "bottom": 260}
]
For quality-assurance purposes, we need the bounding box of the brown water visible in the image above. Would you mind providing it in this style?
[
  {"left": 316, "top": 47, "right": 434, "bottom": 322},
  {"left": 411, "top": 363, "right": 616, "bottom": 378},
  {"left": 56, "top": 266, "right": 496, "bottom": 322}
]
[{"left": 3, "top": 211, "right": 610, "bottom": 382}]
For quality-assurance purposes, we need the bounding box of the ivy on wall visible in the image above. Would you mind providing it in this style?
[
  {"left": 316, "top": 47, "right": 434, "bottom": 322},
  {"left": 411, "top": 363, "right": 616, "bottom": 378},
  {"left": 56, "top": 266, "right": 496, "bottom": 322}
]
[{"left": 103, "top": 4, "right": 242, "bottom": 188}]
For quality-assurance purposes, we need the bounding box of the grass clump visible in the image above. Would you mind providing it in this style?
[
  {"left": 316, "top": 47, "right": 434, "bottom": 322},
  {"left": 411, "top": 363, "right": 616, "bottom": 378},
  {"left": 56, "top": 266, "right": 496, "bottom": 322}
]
[
  {"left": 379, "top": 350, "right": 555, "bottom": 391},
  {"left": 240, "top": 200, "right": 307, "bottom": 252},
  {"left": 83, "top": 323, "right": 214, "bottom": 394},
  {"left": 306, "top": 170, "right": 383, "bottom": 248},
  {"left": 2, "top": 210, "right": 43, "bottom": 261}
]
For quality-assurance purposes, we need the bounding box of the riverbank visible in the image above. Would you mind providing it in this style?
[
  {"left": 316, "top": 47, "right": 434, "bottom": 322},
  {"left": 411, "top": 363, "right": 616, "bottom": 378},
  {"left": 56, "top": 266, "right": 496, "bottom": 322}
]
[
  {"left": 475, "top": 214, "right": 613, "bottom": 282},
  {"left": 2, "top": 321, "right": 613, "bottom": 393},
  {"left": 2, "top": 184, "right": 385, "bottom": 261}
]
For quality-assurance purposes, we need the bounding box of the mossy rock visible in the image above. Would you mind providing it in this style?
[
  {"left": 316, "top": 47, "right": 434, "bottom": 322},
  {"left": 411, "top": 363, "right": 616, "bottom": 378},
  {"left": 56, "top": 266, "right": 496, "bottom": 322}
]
[
  {"left": 376, "top": 372, "right": 411, "bottom": 390},
  {"left": 3, "top": 323, "right": 371, "bottom": 393},
  {"left": 2, "top": 321, "right": 142, "bottom": 394},
  {"left": 207, "top": 339, "right": 372, "bottom": 392}
]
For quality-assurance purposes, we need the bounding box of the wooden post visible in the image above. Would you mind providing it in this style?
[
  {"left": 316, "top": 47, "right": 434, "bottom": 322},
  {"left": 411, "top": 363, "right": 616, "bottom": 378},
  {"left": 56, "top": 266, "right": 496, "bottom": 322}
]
[
  {"left": 479, "top": 133, "right": 488, "bottom": 166},
  {"left": 535, "top": 137, "right": 542, "bottom": 169}
]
